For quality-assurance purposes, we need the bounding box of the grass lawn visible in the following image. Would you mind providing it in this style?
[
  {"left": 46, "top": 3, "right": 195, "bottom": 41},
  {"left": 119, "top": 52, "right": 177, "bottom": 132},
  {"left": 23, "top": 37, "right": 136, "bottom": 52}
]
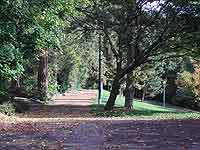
[{"left": 91, "top": 90, "right": 200, "bottom": 120}]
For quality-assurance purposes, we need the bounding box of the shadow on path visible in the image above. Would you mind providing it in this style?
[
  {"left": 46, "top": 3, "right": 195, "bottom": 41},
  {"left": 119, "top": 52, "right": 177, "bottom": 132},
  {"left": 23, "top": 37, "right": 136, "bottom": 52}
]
[
  {"left": 18, "top": 105, "right": 93, "bottom": 118},
  {"left": 17, "top": 90, "right": 97, "bottom": 118}
]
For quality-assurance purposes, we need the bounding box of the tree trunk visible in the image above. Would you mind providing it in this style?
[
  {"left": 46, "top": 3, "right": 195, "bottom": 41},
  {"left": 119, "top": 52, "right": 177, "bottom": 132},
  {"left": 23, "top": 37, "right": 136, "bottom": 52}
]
[
  {"left": 104, "top": 76, "right": 121, "bottom": 111},
  {"left": 125, "top": 72, "right": 134, "bottom": 110},
  {"left": 142, "top": 87, "right": 146, "bottom": 101},
  {"left": 124, "top": 1, "right": 136, "bottom": 110},
  {"left": 37, "top": 49, "right": 48, "bottom": 101},
  {"left": 124, "top": 29, "right": 135, "bottom": 110}
]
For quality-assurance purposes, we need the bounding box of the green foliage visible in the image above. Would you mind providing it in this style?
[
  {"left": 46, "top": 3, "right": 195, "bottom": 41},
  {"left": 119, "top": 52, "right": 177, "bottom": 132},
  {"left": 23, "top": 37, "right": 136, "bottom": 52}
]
[
  {"left": 131, "top": 65, "right": 163, "bottom": 97},
  {"left": 127, "top": 57, "right": 182, "bottom": 98},
  {"left": 71, "top": 0, "right": 200, "bottom": 111},
  {"left": 0, "top": 101, "right": 15, "bottom": 116},
  {"left": 0, "top": 0, "right": 85, "bottom": 100},
  {"left": 176, "top": 67, "right": 200, "bottom": 110},
  {"left": 21, "top": 74, "right": 38, "bottom": 97},
  {"left": 0, "top": 44, "right": 23, "bottom": 80},
  {"left": 0, "top": 0, "right": 199, "bottom": 110},
  {"left": 48, "top": 74, "right": 59, "bottom": 98},
  {"left": 56, "top": 33, "right": 102, "bottom": 91},
  {"left": 0, "top": 44, "right": 23, "bottom": 99}
]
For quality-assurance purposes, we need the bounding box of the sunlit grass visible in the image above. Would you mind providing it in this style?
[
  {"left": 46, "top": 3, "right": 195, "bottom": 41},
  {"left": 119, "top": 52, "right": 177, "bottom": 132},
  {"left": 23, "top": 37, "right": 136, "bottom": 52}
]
[{"left": 91, "top": 90, "right": 200, "bottom": 120}]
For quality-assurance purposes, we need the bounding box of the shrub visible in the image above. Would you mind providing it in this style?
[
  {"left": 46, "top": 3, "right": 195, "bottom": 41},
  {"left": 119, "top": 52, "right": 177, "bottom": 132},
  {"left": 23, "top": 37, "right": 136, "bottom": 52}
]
[
  {"left": 0, "top": 101, "right": 15, "bottom": 116},
  {"left": 175, "top": 69, "right": 200, "bottom": 110},
  {"left": 175, "top": 88, "right": 196, "bottom": 109},
  {"left": 192, "top": 65, "right": 200, "bottom": 100},
  {"left": 47, "top": 73, "right": 59, "bottom": 100}
]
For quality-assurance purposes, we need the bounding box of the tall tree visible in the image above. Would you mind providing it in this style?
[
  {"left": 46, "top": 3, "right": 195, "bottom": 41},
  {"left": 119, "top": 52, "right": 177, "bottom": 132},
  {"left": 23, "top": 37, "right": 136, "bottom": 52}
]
[
  {"left": 71, "top": 0, "right": 200, "bottom": 110},
  {"left": 0, "top": 0, "right": 76, "bottom": 100},
  {"left": 123, "top": 1, "right": 137, "bottom": 110},
  {"left": 37, "top": 49, "right": 48, "bottom": 100}
]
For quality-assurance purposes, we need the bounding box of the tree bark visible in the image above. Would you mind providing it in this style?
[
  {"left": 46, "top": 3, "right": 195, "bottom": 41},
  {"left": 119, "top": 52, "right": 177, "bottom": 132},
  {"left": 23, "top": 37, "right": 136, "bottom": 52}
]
[
  {"left": 104, "top": 75, "right": 121, "bottom": 111},
  {"left": 37, "top": 49, "right": 48, "bottom": 101},
  {"left": 125, "top": 72, "right": 134, "bottom": 110}
]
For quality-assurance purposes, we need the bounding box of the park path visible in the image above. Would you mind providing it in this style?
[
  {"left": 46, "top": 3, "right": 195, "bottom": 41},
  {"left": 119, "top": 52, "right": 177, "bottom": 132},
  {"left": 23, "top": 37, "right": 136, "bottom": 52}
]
[
  {"left": 0, "top": 120, "right": 200, "bottom": 149},
  {"left": 53, "top": 90, "right": 97, "bottom": 106},
  {"left": 17, "top": 90, "right": 97, "bottom": 118},
  {"left": 1, "top": 90, "right": 200, "bottom": 149}
]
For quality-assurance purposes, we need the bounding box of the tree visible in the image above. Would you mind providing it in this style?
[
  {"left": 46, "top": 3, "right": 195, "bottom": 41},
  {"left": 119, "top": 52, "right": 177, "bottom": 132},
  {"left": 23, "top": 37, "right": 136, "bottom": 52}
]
[
  {"left": 0, "top": 0, "right": 78, "bottom": 100},
  {"left": 0, "top": 0, "right": 27, "bottom": 100},
  {"left": 71, "top": 0, "right": 200, "bottom": 110},
  {"left": 37, "top": 49, "right": 48, "bottom": 99}
]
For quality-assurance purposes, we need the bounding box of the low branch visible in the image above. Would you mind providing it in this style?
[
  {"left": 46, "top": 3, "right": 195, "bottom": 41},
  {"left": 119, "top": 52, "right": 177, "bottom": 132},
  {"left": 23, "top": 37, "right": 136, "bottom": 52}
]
[
  {"left": 135, "top": 0, "right": 171, "bottom": 43},
  {"left": 143, "top": 6, "right": 183, "bottom": 59},
  {"left": 103, "top": 30, "right": 119, "bottom": 60}
]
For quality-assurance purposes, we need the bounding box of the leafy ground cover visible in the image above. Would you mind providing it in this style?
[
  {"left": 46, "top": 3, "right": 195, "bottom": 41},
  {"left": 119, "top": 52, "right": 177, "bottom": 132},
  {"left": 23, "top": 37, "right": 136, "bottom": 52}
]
[
  {"left": 91, "top": 90, "right": 200, "bottom": 120},
  {"left": 1, "top": 120, "right": 200, "bottom": 149},
  {"left": 0, "top": 90, "right": 200, "bottom": 149}
]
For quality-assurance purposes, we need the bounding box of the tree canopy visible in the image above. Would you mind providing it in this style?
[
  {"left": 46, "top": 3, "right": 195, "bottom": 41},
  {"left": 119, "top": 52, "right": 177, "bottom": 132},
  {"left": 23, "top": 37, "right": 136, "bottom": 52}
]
[
  {"left": 0, "top": 0, "right": 200, "bottom": 112},
  {"left": 69, "top": 0, "right": 200, "bottom": 110}
]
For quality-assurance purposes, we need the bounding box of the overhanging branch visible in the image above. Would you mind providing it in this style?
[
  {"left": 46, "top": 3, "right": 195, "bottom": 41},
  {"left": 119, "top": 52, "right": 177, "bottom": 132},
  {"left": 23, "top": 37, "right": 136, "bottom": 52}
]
[{"left": 103, "top": 30, "right": 119, "bottom": 60}]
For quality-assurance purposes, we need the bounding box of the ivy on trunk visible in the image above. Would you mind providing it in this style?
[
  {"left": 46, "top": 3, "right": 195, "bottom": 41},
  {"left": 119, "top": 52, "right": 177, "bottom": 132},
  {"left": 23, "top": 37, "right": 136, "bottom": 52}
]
[{"left": 38, "top": 49, "right": 48, "bottom": 101}]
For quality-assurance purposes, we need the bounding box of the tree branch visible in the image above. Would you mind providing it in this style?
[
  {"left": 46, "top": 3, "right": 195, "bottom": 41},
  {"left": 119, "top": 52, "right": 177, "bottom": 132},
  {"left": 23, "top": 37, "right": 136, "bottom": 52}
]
[
  {"left": 103, "top": 29, "right": 119, "bottom": 60},
  {"left": 143, "top": 6, "right": 183, "bottom": 59},
  {"left": 135, "top": 0, "right": 172, "bottom": 43}
]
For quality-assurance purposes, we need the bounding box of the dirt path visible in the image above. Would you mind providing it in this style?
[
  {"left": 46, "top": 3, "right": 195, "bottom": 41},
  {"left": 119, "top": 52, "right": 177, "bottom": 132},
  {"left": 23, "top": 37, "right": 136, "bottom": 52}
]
[
  {"left": 0, "top": 120, "right": 200, "bottom": 149},
  {"left": 1, "top": 90, "right": 200, "bottom": 149},
  {"left": 17, "top": 90, "right": 97, "bottom": 118}
]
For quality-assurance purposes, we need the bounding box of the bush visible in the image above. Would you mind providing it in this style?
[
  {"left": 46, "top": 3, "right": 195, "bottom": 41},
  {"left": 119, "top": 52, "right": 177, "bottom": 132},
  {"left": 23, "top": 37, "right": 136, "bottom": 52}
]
[
  {"left": 47, "top": 74, "right": 59, "bottom": 100},
  {"left": 175, "top": 70, "right": 200, "bottom": 110},
  {"left": 0, "top": 101, "right": 15, "bottom": 116},
  {"left": 175, "top": 88, "right": 197, "bottom": 109}
]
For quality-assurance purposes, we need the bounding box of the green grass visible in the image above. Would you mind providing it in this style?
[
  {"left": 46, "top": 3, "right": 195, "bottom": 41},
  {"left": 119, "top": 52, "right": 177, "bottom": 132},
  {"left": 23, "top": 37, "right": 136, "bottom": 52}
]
[{"left": 91, "top": 90, "right": 200, "bottom": 120}]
